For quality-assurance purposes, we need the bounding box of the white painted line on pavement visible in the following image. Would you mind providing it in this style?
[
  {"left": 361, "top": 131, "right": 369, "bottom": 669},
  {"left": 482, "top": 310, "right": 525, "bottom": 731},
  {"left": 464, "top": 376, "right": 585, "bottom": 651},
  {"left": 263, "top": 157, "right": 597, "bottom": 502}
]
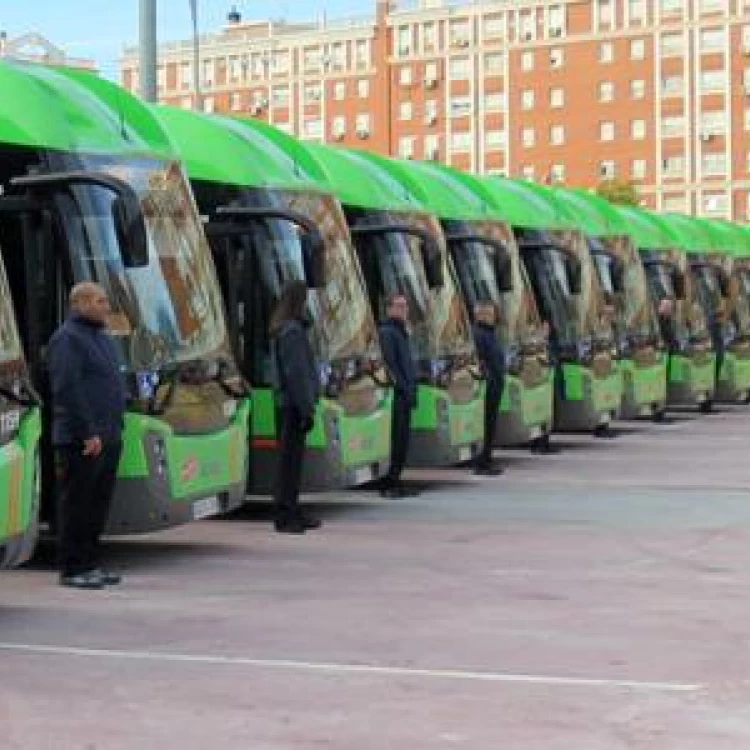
[{"left": 0, "top": 642, "right": 701, "bottom": 693}]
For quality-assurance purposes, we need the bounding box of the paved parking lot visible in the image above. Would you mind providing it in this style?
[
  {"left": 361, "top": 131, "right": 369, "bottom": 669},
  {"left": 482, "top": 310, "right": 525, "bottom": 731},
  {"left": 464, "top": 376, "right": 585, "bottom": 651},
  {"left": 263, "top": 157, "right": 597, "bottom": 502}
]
[{"left": 3, "top": 407, "right": 750, "bottom": 749}]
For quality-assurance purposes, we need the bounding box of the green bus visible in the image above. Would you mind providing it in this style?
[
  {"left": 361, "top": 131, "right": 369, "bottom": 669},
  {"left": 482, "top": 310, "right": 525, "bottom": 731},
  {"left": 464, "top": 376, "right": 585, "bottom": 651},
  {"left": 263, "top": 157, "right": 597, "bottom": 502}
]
[
  {"left": 0, "top": 258, "right": 42, "bottom": 566},
  {"left": 551, "top": 188, "right": 667, "bottom": 420},
  {"left": 477, "top": 177, "right": 622, "bottom": 435},
  {"left": 665, "top": 214, "right": 750, "bottom": 404},
  {"left": 0, "top": 61, "right": 251, "bottom": 534},
  {"left": 616, "top": 205, "right": 715, "bottom": 410},
  {"left": 308, "top": 144, "right": 484, "bottom": 467},
  {"left": 386, "top": 159, "right": 554, "bottom": 447},
  {"left": 152, "top": 106, "right": 392, "bottom": 491}
]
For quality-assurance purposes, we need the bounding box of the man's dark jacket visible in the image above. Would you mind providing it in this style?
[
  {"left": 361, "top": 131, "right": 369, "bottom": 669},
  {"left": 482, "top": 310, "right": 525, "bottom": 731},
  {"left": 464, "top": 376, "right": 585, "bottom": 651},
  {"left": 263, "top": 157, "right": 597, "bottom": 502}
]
[
  {"left": 274, "top": 319, "right": 319, "bottom": 419},
  {"left": 473, "top": 321, "right": 506, "bottom": 393},
  {"left": 379, "top": 317, "right": 417, "bottom": 407},
  {"left": 47, "top": 313, "right": 127, "bottom": 445}
]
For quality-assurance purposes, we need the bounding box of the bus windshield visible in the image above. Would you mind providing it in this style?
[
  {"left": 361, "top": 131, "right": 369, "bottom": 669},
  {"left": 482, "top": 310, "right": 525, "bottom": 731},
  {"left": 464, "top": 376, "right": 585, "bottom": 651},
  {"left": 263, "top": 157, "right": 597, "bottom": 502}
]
[
  {"left": 52, "top": 154, "right": 229, "bottom": 372},
  {"left": 734, "top": 269, "right": 750, "bottom": 336},
  {"left": 0, "top": 259, "right": 23, "bottom": 366},
  {"left": 594, "top": 235, "right": 661, "bottom": 347},
  {"left": 447, "top": 219, "right": 545, "bottom": 350},
  {"left": 346, "top": 208, "right": 474, "bottom": 361}
]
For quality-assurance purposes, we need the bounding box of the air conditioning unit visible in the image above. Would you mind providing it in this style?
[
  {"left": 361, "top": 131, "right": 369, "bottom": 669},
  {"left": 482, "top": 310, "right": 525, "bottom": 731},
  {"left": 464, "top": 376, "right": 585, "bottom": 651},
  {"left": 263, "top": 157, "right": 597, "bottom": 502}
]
[
  {"left": 425, "top": 113, "right": 437, "bottom": 125},
  {"left": 522, "top": 31, "right": 533, "bottom": 41},
  {"left": 356, "top": 127, "right": 370, "bottom": 139},
  {"left": 333, "top": 130, "right": 345, "bottom": 141},
  {"left": 426, "top": 147, "right": 440, "bottom": 161},
  {"left": 700, "top": 131, "right": 713, "bottom": 142},
  {"left": 550, "top": 27, "right": 563, "bottom": 38},
  {"left": 425, "top": 75, "right": 438, "bottom": 88},
  {"left": 250, "top": 104, "right": 263, "bottom": 115}
]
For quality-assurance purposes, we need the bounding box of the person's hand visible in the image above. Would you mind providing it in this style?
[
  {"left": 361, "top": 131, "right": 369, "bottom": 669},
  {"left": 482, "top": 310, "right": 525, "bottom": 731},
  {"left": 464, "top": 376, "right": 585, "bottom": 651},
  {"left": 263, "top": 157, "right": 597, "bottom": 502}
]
[{"left": 83, "top": 436, "right": 103, "bottom": 457}]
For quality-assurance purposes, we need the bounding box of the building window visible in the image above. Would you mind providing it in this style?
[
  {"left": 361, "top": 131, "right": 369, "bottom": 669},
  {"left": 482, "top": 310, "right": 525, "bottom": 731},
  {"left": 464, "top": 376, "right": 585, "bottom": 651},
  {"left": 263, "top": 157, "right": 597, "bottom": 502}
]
[
  {"left": 399, "top": 101, "right": 413, "bottom": 120},
  {"left": 521, "top": 165, "right": 535, "bottom": 179},
  {"left": 599, "top": 160, "right": 616, "bottom": 178},
  {"left": 303, "top": 119, "right": 323, "bottom": 139},
  {"left": 483, "top": 14, "right": 505, "bottom": 39},
  {"left": 334, "top": 81, "right": 346, "bottom": 101},
  {"left": 629, "top": 0, "right": 647, "bottom": 21},
  {"left": 330, "top": 42, "right": 346, "bottom": 71},
  {"left": 304, "top": 82, "right": 322, "bottom": 104},
  {"left": 449, "top": 18, "right": 472, "bottom": 46},
  {"left": 550, "top": 163, "right": 566, "bottom": 182},
  {"left": 660, "top": 0, "right": 683, "bottom": 14},
  {"left": 661, "top": 32, "right": 684, "bottom": 56},
  {"left": 180, "top": 62, "right": 192, "bottom": 89},
  {"left": 700, "top": 69, "right": 726, "bottom": 92},
  {"left": 630, "top": 39, "right": 646, "bottom": 60},
  {"left": 399, "top": 66, "right": 413, "bottom": 86},
  {"left": 398, "top": 136, "right": 416, "bottom": 159},
  {"left": 485, "top": 93, "right": 506, "bottom": 111},
  {"left": 702, "top": 192, "right": 728, "bottom": 214},
  {"left": 451, "top": 131, "right": 472, "bottom": 151},
  {"left": 700, "top": 27, "right": 726, "bottom": 52},
  {"left": 486, "top": 130, "right": 506, "bottom": 148},
  {"left": 425, "top": 100, "right": 438, "bottom": 123},
  {"left": 700, "top": 110, "right": 727, "bottom": 135},
  {"left": 522, "top": 127, "right": 536, "bottom": 147},
  {"left": 631, "top": 159, "right": 647, "bottom": 179},
  {"left": 303, "top": 47, "right": 322, "bottom": 72},
  {"left": 699, "top": 0, "right": 726, "bottom": 12},
  {"left": 550, "top": 125, "right": 566, "bottom": 145},
  {"left": 521, "top": 89, "right": 535, "bottom": 110},
  {"left": 744, "top": 109, "right": 750, "bottom": 131},
  {"left": 598, "top": 0, "right": 614, "bottom": 24},
  {"left": 662, "top": 75, "right": 684, "bottom": 96},
  {"left": 600, "top": 121, "right": 615, "bottom": 141},
  {"left": 599, "top": 42, "right": 614, "bottom": 63},
  {"left": 485, "top": 52, "right": 505, "bottom": 73},
  {"left": 397, "top": 25, "right": 412, "bottom": 55},
  {"left": 271, "top": 85, "right": 289, "bottom": 106},
  {"left": 549, "top": 47, "right": 564, "bottom": 68},
  {"left": 449, "top": 57, "right": 471, "bottom": 79},
  {"left": 425, "top": 134, "right": 440, "bottom": 159},
  {"left": 355, "top": 39, "right": 369, "bottom": 69},
  {"left": 702, "top": 152, "right": 727, "bottom": 175},
  {"left": 423, "top": 22, "right": 438, "bottom": 51},
  {"left": 228, "top": 92, "right": 241, "bottom": 111},
  {"left": 599, "top": 81, "right": 615, "bottom": 102},
  {"left": 203, "top": 96, "right": 215, "bottom": 113},
  {"left": 357, "top": 79, "right": 370, "bottom": 98},
  {"left": 450, "top": 96, "right": 472, "bottom": 117},
  {"left": 663, "top": 195, "right": 687, "bottom": 212},
  {"left": 331, "top": 116, "right": 346, "bottom": 139},
  {"left": 356, "top": 113, "right": 371, "bottom": 135},
  {"left": 550, "top": 87, "right": 565, "bottom": 107},
  {"left": 663, "top": 154, "right": 685, "bottom": 176},
  {"left": 521, "top": 51, "right": 535, "bottom": 71},
  {"left": 662, "top": 115, "right": 685, "bottom": 137},
  {"left": 631, "top": 119, "right": 647, "bottom": 140},
  {"left": 630, "top": 79, "right": 646, "bottom": 99}
]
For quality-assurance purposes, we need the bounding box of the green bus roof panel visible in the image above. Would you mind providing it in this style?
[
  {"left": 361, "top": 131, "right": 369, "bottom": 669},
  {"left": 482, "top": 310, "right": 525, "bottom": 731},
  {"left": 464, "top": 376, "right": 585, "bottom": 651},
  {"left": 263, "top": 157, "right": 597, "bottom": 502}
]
[
  {"left": 479, "top": 177, "right": 568, "bottom": 229},
  {"left": 661, "top": 213, "right": 714, "bottom": 253},
  {"left": 613, "top": 205, "right": 680, "bottom": 250}
]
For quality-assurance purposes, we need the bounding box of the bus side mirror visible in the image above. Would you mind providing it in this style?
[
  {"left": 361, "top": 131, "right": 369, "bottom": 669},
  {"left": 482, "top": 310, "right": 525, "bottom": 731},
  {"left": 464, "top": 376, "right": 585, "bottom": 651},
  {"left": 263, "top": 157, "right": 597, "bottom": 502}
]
[
  {"left": 672, "top": 269, "right": 687, "bottom": 300},
  {"left": 719, "top": 270, "right": 730, "bottom": 298},
  {"left": 495, "top": 250, "right": 514, "bottom": 293},
  {"left": 113, "top": 195, "right": 150, "bottom": 268},
  {"left": 301, "top": 229, "right": 326, "bottom": 289},
  {"left": 421, "top": 234, "right": 444, "bottom": 289},
  {"left": 611, "top": 257, "right": 626, "bottom": 294},
  {"left": 566, "top": 255, "right": 582, "bottom": 294}
]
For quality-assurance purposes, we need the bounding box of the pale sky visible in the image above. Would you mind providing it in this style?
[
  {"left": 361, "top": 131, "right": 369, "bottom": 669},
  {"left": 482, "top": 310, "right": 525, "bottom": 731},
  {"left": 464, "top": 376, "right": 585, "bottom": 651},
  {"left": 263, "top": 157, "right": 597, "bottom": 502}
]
[{"left": 0, "top": 0, "right": 373, "bottom": 79}]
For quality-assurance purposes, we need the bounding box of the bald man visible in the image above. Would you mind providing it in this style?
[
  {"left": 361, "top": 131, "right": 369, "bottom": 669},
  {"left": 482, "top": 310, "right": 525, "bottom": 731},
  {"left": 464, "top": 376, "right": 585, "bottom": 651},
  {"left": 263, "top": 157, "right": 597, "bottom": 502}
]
[{"left": 48, "top": 282, "right": 127, "bottom": 589}]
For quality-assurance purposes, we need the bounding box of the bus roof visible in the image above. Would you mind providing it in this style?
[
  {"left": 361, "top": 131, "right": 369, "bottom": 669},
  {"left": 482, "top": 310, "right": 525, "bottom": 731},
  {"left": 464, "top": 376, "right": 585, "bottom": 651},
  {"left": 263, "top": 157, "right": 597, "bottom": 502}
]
[
  {"left": 661, "top": 213, "right": 714, "bottom": 254},
  {"left": 0, "top": 61, "right": 173, "bottom": 158},
  {"left": 553, "top": 188, "right": 630, "bottom": 238},
  {"left": 152, "top": 106, "right": 321, "bottom": 190},
  {"left": 478, "top": 177, "right": 572, "bottom": 230},
  {"left": 305, "top": 144, "right": 422, "bottom": 212},
  {"left": 612, "top": 205, "right": 680, "bottom": 251},
  {"left": 705, "top": 219, "right": 750, "bottom": 257}
]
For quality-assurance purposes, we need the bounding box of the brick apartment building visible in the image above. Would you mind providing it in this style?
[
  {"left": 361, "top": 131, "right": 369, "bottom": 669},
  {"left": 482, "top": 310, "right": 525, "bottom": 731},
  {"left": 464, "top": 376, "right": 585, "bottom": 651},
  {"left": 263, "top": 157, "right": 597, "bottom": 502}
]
[
  {"left": 0, "top": 32, "right": 96, "bottom": 70},
  {"left": 121, "top": 0, "right": 750, "bottom": 221}
]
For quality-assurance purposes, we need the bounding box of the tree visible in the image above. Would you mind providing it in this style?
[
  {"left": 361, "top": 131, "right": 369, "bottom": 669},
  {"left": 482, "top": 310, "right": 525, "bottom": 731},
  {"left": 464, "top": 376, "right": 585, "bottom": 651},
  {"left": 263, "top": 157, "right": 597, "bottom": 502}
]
[{"left": 596, "top": 179, "right": 641, "bottom": 206}]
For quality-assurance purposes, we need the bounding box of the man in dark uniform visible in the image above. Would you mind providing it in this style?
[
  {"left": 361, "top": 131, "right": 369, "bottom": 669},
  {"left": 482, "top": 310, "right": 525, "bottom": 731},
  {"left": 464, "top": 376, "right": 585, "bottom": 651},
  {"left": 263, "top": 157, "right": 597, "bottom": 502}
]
[
  {"left": 48, "top": 282, "right": 127, "bottom": 589},
  {"left": 654, "top": 295, "right": 677, "bottom": 423},
  {"left": 378, "top": 292, "right": 419, "bottom": 498},
  {"left": 472, "top": 302, "right": 505, "bottom": 476}
]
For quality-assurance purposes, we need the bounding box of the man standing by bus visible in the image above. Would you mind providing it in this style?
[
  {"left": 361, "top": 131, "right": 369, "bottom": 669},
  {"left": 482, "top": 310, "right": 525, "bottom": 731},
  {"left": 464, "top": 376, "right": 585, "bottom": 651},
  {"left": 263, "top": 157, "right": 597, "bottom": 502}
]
[
  {"left": 472, "top": 302, "right": 505, "bottom": 476},
  {"left": 48, "top": 282, "right": 126, "bottom": 589},
  {"left": 378, "top": 293, "right": 419, "bottom": 498}
]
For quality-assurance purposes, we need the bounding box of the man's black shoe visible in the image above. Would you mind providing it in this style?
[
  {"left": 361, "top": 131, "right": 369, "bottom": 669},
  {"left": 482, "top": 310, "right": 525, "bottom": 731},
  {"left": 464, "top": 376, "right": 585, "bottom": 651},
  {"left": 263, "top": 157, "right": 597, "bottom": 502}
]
[
  {"left": 59, "top": 570, "right": 105, "bottom": 590},
  {"left": 474, "top": 464, "right": 504, "bottom": 476},
  {"left": 274, "top": 518, "right": 306, "bottom": 534},
  {"left": 594, "top": 424, "right": 617, "bottom": 439},
  {"left": 379, "top": 482, "right": 420, "bottom": 498},
  {"left": 298, "top": 514, "right": 322, "bottom": 530},
  {"left": 91, "top": 569, "right": 122, "bottom": 586}
]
